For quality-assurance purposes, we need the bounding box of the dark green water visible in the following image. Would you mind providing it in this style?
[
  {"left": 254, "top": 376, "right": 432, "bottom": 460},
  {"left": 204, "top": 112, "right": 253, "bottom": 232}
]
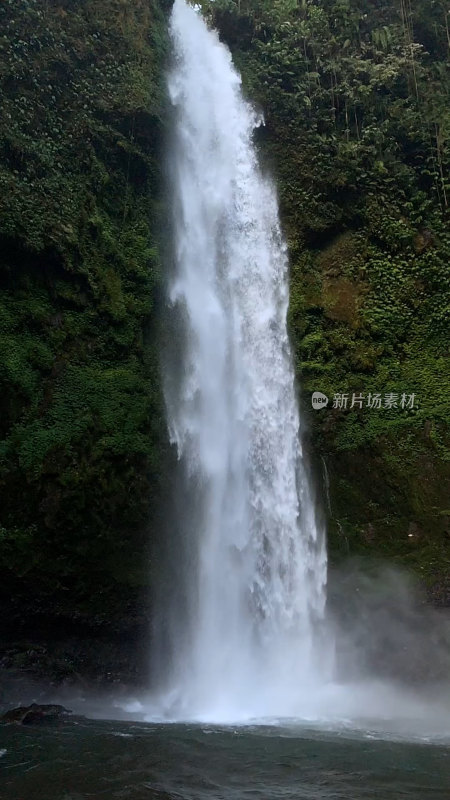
[{"left": 0, "top": 718, "right": 449, "bottom": 800}]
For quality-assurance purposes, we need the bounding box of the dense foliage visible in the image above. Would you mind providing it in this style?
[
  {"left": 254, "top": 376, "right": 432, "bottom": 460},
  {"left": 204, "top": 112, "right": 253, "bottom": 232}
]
[
  {"left": 0, "top": 0, "right": 171, "bottom": 651},
  {"left": 1, "top": 0, "right": 449, "bottom": 681},
  {"left": 199, "top": 0, "right": 450, "bottom": 599}
]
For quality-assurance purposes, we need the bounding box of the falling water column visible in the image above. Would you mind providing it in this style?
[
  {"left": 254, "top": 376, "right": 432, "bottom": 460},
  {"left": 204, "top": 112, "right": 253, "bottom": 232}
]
[{"left": 159, "top": 0, "right": 328, "bottom": 720}]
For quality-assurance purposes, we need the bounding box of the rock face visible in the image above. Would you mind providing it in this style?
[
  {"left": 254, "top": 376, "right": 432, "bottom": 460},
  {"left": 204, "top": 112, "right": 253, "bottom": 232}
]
[
  {"left": 0, "top": 0, "right": 172, "bottom": 678},
  {"left": 206, "top": 0, "right": 450, "bottom": 600},
  {"left": 1, "top": 704, "right": 72, "bottom": 725}
]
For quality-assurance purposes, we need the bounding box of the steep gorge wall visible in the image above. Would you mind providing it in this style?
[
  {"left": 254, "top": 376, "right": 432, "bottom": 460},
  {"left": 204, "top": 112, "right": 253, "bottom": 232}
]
[
  {"left": 202, "top": 0, "right": 450, "bottom": 603},
  {"left": 1, "top": 0, "right": 449, "bottom": 685},
  {"left": 0, "top": 0, "right": 172, "bottom": 679}
]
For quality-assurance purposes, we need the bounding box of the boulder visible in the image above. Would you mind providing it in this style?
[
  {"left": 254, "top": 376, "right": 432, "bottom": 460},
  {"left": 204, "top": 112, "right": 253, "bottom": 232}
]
[{"left": 0, "top": 703, "right": 72, "bottom": 725}]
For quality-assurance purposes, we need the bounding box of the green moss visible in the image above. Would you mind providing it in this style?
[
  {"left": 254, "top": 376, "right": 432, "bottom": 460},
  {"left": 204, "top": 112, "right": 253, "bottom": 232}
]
[
  {"left": 0, "top": 0, "right": 171, "bottom": 631},
  {"left": 205, "top": 0, "right": 450, "bottom": 591}
]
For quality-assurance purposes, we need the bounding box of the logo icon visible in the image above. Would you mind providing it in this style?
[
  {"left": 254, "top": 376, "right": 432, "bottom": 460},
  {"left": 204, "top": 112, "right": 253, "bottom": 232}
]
[{"left": 312, "top": 392, "right": 329, "bottom": 410}]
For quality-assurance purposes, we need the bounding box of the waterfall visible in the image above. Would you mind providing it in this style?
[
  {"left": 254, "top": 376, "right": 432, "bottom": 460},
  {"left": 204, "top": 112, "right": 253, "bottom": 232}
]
[{"left": 158, "top": 0, "right": 328, "bottom": 721}]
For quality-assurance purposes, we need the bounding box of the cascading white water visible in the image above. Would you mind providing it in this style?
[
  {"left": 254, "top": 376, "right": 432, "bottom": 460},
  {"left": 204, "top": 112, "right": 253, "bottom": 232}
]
[{"left": 160, "top": 0, "right": 328, "bottom": 720}]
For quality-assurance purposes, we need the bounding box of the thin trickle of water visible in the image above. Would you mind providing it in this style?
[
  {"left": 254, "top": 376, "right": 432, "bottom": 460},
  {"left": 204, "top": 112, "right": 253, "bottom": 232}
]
[
  {"left": 158, "top": 0, "right": 328, "bottom": 720},
  {"left": 322, "top": 456, "right": 332, "bottom": 516}
]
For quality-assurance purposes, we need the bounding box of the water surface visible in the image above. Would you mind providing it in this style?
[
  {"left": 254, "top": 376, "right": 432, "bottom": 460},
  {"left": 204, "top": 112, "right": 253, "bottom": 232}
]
[{"left": 1, "top": 719, "right": 449, "bottom": 799}]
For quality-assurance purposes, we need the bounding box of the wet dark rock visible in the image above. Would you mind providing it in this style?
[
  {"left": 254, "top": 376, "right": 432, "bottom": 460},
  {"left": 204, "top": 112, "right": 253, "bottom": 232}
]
[
  {"left": 0, "top": 619, "right": 149, "bottom": 687},
  {"left": 1, "top": 703, "right": 72, "bottom": 725}
]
